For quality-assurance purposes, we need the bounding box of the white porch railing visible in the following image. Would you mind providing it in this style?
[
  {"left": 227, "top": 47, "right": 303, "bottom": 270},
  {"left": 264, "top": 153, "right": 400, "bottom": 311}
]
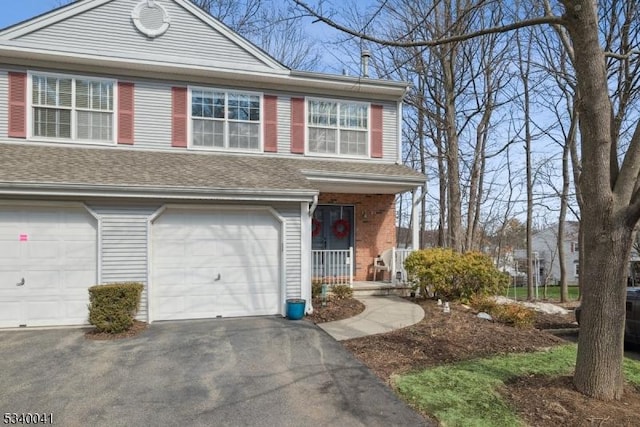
[
  {"left": 392, "top": 248, "right": 415, "bottom": 285},
  {"left": 312, "top": 247, "right": 353, "bottom": 286}
]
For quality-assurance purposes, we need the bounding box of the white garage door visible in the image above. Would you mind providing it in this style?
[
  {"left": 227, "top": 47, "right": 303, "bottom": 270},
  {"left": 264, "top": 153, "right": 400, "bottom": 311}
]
[
  {"left": 152, "top": 209, "right": 281, "bottom": 321},
  {"left": 0, "top": 205, "right": 97, "bottom": 328}
]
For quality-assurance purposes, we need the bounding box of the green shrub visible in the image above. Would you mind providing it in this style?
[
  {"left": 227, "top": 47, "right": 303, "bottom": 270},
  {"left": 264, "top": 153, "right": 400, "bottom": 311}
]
[
  {"left": 331, "top": 284, "right": 353, "bottom": 300},
  {"left": 312, "top": 280, "right": 323, "bottom": 298},
  {"left": 469, "top": 295, "right": 535, "bottom": 329},
  {"left": 88, "top": 282, "right": 144, "bottom": 333},
  {"left": 404, "top": 248, "right": 509, "bottom": 302},
  {"left": 491, "top": 304, "right": 536, "bottom": 328},
  {"left": 469, "top": 295, "right": 500, "bottom": 313}
]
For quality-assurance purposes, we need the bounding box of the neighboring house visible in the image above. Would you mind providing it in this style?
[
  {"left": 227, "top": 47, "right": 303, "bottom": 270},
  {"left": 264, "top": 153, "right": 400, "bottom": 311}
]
[
  {"left": 531, "top": 222, "right": 580, "bottom": 286},
  {"left": 0, "top": 0, "right": 424, "bottom": 327}
]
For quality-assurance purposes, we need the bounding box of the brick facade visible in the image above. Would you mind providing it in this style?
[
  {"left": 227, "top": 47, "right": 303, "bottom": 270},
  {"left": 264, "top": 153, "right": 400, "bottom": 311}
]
[{"left": 318, "top": 193, "right": 396, "bottom": 281}]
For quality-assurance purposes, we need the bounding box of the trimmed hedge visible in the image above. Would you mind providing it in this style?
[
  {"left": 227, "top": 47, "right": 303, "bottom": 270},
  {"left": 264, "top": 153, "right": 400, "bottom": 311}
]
[
  {"left": 404, "top": 248, "right": 509, "bottom": 302},
  {"left": 331, "top": 284, "right": 353, "bottom": 300},
  {"left": 88, "top": 282, "right": 143, "bottom": 333}
]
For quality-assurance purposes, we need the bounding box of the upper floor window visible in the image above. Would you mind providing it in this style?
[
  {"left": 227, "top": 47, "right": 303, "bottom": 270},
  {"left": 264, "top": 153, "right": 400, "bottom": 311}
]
[
  {"left": 307, "top": 99, "right": 369, "bottom": 157},
  {"left": 31, "top": 73, "right": 114, "bottom": 142},
  {"left": 190, "top": 88, "right": 261, "bottom": 151}
]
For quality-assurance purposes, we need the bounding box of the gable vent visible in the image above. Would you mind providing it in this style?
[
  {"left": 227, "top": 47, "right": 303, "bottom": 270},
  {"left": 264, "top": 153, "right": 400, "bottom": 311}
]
[{"left": 132, "top": 0, "right": 171, "bottom": 39}]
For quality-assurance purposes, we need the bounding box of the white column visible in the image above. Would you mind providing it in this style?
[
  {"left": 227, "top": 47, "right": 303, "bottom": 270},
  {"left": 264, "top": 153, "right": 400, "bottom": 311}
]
[
  {"left": 300, "top": 201, "right": 313, "bottom": 314},
  {"left": 412, "top": 189, "right": 420, "bottom": 250}
]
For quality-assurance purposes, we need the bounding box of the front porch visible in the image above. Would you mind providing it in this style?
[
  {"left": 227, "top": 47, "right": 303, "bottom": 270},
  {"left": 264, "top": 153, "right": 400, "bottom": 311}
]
[{"left": 312, "top": 245, "right": 415, "bottom": 292}]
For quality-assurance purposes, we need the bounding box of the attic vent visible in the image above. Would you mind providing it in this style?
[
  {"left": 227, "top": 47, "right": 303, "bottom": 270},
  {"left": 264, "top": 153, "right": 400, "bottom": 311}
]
[{"left": 132, "top": 0, "right": 171, "bottom": 38}]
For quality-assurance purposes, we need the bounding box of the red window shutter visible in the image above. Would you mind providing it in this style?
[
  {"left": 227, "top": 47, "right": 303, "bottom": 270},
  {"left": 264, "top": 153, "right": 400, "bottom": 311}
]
[
  {"left": 263, "top": 95, "right": 278, "bottom": 152},
  {"left": 290, "top": 97, "right": 305, "bottom": 154},
  {"left": 8, "top": 72, "right": 27, "bottom": 138},
  {"left": 172, "top": 87, "right": 188, "bottom": 148},
  {"left": 371, "top": 104, "right": 383, "bottom": 158},
  {"left": 117, "top": 82, "right": 135, "bottom": 145}
]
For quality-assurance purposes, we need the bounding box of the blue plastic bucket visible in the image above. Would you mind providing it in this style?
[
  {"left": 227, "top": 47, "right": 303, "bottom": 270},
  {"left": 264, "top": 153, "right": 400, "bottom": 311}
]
[{"left": 286, "top": 299, "right": 306, "bottom": 320}]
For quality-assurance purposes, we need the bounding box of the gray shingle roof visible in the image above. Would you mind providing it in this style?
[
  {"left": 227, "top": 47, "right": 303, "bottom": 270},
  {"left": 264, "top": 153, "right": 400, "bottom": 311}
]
[{"left": 0, "top": 143, "right": 424, "bottom": 194}]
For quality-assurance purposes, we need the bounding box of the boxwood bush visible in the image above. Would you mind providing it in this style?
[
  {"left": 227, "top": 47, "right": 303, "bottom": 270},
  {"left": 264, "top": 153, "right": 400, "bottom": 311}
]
[
  {"left": 331, "top": 284, "right": 353, "bottom": 300},
  {"left": 88, "top": 282, "right": 144, "bottom": 333},
  {"left": 404, "top": 248, "right": 509, "bottom": 302}
]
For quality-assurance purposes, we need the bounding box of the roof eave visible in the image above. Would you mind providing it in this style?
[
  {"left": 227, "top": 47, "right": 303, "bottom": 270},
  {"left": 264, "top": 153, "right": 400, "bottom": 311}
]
[
  {"left": 0, "top": 44, "right": 408, "bottom": 100},
  {"left": 0, "top": 182, "right": 318, "bottom": 202}
]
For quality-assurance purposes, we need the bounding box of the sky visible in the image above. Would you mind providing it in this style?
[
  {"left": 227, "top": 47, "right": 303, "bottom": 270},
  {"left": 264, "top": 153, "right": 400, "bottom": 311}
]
[{"left": 0, "top": 0, "right": 64, "bottom": 29}]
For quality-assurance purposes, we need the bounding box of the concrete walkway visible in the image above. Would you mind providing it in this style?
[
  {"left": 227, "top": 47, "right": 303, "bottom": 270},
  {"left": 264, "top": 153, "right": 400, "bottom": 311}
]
[{"left": 318, "top": 296, "right": 425, "bottom": 341}]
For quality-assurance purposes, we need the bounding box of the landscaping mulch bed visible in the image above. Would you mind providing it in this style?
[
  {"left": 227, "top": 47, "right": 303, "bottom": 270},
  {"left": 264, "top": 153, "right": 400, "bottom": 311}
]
[
  {"left": 84, "top": 320, "right": 148, "bottom": 340},
  {"left": 341, "top": 298, "right": 640, "bottom": 427},
  {"left": 501, "top": 374, "right": 640, "bottom": 427},
  {"left": 306, "top": 297, "right": 365, "bottom": 324},
  {"left": 342, "top": 299, "right": 566, "bottom": 380}
]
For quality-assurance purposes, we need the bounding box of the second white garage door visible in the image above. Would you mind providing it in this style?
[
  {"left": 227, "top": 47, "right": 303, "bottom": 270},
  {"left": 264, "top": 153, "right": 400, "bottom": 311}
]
[{"left": 151, "top": 208, "right": 281, "bottom": 321}]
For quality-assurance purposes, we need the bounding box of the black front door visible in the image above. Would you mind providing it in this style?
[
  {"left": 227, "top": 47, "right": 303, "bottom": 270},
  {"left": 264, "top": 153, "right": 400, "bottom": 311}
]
[
  {"left": 312, "top": 205, "right": 354, "bottom": 279},
  {"left": 312, "top": 205, "right": 354, "bottom": 250}
]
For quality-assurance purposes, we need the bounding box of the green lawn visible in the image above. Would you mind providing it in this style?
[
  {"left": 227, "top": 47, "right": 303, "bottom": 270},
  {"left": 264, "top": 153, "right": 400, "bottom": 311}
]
[
  {"left": 394, "top": 344, "right": 640, "bottom": 427},
  {"left": 506, "top": 285, "right": 580, "bottom": 301}
]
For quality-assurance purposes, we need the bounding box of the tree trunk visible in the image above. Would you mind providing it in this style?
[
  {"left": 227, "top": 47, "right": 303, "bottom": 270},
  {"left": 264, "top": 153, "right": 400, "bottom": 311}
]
[
  {"left": 574, "top": 213, "right": 631, "bottom": 400},
  {"left": 564, "top": 0, "right": 629, "bottom": 400}
]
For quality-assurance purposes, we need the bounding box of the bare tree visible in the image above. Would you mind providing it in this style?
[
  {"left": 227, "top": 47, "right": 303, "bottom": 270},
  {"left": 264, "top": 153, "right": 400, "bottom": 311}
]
[
  {"left": 292, "top": 0, "right": 640, "bottom": 400},
  {"left": 191, "top": 0, "right": 322, "bottom": 70}
]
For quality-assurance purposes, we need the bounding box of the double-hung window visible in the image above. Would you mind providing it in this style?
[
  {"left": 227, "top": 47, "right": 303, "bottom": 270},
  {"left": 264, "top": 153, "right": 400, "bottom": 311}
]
[
  {"left": 191, "top": 89, "right": 261, "bottom": 151},
  {"left": 31, "top": 73, "right": 114, "bottom": 142},
  {"left": 307, "top": 99, "right": 369, "bottom": 157}
]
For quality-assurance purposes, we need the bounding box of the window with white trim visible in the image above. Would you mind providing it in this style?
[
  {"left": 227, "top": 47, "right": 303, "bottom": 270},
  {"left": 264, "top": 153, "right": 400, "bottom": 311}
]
[
  {"left": 31, "top": 74, "right": 114, "bottom": 142},
  {"left": 307, "top": 99, "right": 369, "bottom": 156},
  {"left": 190, "top": 89, "right": 261, "bottom": 150},
  {"left": 574, "top": 262, "right": 580, "bottom": 277}
]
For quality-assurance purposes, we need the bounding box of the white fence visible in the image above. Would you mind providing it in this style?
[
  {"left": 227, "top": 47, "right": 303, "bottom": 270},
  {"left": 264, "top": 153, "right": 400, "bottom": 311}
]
[
  {"left": 393, "top": 248, "right": 414, "bottom": 285},
  {"left": 312, "top": 247, "right": 353, "bottom": 286},
  {"left": 311, "top": 247, "right": 415, "bottom": 287}
]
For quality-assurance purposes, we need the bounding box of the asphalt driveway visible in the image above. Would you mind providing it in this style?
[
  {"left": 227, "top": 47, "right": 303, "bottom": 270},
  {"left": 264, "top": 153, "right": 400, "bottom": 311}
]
[{"left": 0, "top": 318, "right": 426, "bottom": 426}]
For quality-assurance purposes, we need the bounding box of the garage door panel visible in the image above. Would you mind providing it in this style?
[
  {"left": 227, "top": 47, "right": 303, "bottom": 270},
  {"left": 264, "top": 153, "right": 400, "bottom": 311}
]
[
  {"left": 64, "top": 240, "right": 97, "bottom": 261},
  {"left": 0, "top": 299, "right": 22, "bottom": 327},
  {"left": 0, "top": 241, "right": 20, "bottom": 262},
  {"left": 25, "top": 298, "right": 88, "bottom": 326},
  {"left": 0, "top": 205, "right": 97, "bottom": 328},
  {"left": 152, "top": 209, "right": 281, "bottom": 320}
]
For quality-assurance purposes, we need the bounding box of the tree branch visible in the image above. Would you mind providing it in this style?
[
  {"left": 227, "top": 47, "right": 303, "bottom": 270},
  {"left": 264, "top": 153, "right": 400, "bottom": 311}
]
[{"left": 292, "top": 0, "right": 565, "bottom": 47}]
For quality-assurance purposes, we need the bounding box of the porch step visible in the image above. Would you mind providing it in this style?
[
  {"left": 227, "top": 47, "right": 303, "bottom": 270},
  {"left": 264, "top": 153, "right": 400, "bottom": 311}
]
[{"left": 352, "top": 285, "right": 413, "bottom": 297}]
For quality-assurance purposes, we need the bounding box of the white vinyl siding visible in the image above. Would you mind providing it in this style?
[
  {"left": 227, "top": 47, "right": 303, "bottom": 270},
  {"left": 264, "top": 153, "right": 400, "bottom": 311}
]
[
  {"left": 29, "top": 72, "right": 115, "bottom": 143},
  {"left": 0, "top": 70, "right": 400, "bottom": 160},
  {"left": 382, "top": 102, "right": 398, "bottom": 161},
  {"left": 134, "top": 80, "right": 172, "bottom": 148},
  {"left": 14, "top": 0, "right": 275, "bottom": 72},
  {"left": 277, "top": 96, "right": 291, "bottom": 153},
  {"left": 89, "top": 204, "right": 161, "bottom": 322},
  {"left": 281, "top": 207, "right": 302, "bottom": 299},
  {"left": 307, "top": 98, "right": 369, "bottom": 158}
]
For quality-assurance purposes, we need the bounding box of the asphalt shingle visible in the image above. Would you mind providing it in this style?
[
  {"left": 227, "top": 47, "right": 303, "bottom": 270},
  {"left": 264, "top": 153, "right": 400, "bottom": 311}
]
[{"left": 0, "top": 143, "right": 424, "bottom": 193}]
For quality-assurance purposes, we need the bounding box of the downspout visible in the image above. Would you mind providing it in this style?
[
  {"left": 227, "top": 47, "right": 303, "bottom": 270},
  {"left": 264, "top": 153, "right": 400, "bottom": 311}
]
[
  {"left": 397, "top": 100, "right": 404, "bottom": 164},
  {"left": 305, "top": 193, "right": 318, "bottom": 315},
  {"left": 309, "top": 193, "right": 318, "bottom": 217}
]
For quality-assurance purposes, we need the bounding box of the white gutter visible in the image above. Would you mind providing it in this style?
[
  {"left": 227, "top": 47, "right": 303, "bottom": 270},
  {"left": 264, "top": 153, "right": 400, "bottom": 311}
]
[
  {"left": 0, "top": 183, "right": 317, "bottom": 202},
  {"left": 301, "top": 170, "right": 425, "bottom": 186}
]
